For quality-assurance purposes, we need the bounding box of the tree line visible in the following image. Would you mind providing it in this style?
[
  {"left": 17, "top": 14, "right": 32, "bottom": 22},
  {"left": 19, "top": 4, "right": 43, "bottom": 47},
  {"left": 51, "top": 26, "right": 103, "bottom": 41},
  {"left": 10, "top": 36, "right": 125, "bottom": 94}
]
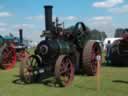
[{"left": 114, "top": 28, "right": 128, "bottom": 37}]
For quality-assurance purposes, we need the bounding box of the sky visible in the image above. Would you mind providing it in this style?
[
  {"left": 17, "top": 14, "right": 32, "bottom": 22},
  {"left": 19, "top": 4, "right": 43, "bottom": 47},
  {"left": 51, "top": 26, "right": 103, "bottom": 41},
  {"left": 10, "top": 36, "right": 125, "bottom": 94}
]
[{"left": 0, "top": 0, "right": 128, "bottom": 42}]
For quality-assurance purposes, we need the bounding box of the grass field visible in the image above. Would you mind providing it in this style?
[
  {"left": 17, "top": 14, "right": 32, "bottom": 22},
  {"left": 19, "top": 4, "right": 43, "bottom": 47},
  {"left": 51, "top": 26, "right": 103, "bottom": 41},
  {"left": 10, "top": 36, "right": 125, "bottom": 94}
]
[
  {"left": 0, "top": 49, "right": 128, "bottom": 96},
  {"left": 0, "top": 64, "right": 128, "bottom": 96}
]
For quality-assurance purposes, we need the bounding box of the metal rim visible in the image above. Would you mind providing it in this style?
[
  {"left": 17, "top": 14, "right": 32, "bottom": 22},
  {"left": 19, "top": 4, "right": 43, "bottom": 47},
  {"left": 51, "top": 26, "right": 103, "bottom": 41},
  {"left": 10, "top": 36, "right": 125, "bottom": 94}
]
[
  {"left": 82, "top": 40, "right": 101, "bottom": 76},
  {"left": 1, "top": 47, "right": 16, "bottom": 70},
  {"left": 90, "top": 43, "right": 98, "bottom": 74},
  {"left": 55, "top": 55, "right": 74, "bottom": 87},
  {"left": 20, "top": 55, "right": 39, "bottom": 83}
]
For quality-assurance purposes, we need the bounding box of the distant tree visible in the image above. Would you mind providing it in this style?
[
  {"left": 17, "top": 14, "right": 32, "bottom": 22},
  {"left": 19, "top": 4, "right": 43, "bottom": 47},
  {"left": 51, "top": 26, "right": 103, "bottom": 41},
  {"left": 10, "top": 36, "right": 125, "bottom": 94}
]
[
  {"left": 90, "top": 29, "right": 107, "bottom": 41},
  {"left": 114, "top": 28, "right": 124, "bottom": 37},
  {"left": 102, "top": 32, "right": 107, "bottom": 40},
  {"left": 114, "top": 28, "right": 128, "bottom": 37}
]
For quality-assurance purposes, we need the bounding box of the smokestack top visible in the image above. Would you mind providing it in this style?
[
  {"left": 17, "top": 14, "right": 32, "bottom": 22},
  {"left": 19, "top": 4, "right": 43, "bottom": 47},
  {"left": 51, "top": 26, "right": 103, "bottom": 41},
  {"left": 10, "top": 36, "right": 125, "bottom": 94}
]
[
  {"left": 19, "top": 29, "right": 23, "bottom": 32},
  {"left": 44, "top": 5, "right": 53, "bottom": 8},
  {"left": 44, "top": 5, "right": 53, "bottom": 31}
]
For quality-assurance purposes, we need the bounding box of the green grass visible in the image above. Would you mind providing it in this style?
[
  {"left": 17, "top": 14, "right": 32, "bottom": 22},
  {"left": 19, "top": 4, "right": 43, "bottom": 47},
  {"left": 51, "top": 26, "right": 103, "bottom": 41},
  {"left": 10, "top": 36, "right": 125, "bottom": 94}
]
[
  {"left": 1, "top": 65, "right": 128, "bottom": 96},
  {"left": 0, "top": 49, "right": 127, "bottom": 96}
]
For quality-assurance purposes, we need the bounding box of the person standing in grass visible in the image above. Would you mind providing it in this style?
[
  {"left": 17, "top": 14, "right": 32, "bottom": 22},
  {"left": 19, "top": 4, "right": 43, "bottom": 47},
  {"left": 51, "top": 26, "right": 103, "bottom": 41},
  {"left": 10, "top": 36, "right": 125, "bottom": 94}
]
[{"left": 106, "top": 40, "right": 112, "bottom": 64}]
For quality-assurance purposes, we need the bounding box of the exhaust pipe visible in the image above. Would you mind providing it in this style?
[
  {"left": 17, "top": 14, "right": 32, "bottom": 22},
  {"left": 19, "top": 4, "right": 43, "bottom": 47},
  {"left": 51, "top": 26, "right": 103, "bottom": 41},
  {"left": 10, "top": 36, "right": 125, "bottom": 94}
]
[
  {"left": 19, "top": 29, "right": 23, "bottom": 44},
  {"left": 44, "top": 5, "right": 53, "bottom": 31}
]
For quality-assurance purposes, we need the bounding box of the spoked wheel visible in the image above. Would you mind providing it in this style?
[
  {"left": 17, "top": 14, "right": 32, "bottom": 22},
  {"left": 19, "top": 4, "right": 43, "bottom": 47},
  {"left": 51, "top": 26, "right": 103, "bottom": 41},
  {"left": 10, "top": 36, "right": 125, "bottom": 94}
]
[
  {"left": 82, "top": 40, "right": 101, "bottom": 76},
  {"left": 20, "top": 55, "right": 40, "bottom": 83},
  {"left": 55, "top": 55, "right": 74, "bottom": 87},
  {"left": 1, "top": 47, "right": 16, "bottom": 70},
  {"left": 17, "top": 50, "right": 29, "bottom": 61}
]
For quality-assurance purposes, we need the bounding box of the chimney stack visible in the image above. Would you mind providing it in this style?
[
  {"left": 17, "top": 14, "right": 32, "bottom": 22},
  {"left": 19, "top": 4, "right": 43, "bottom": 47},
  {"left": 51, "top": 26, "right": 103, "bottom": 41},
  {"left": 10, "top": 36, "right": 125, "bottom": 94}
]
[
  {"left": 19, "top": 29, "right": 23, "bottom": 44},
  {"left": 44, "top": 5, "right": 53, "bottom": 31}
]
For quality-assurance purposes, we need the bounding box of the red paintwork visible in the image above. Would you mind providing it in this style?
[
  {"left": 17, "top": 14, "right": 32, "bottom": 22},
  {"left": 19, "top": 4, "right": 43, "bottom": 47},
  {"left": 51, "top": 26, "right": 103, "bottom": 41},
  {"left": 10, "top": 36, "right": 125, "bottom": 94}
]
[
  {"left": 91, "top": 44, "right": 98, "bottom": 74},
  {"left": 1, "top": 46, "right": 16, "bottom": 70}
]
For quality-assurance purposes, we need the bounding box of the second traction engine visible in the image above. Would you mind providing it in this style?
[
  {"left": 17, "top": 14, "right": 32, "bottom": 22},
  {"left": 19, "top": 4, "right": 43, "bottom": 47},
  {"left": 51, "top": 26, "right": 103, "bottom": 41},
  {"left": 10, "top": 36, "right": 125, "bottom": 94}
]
[
  {"left": 20, "top": 5, "right": 102, "bottom": 87},
  {"left": 110, "top": 29, "right": 128, "bottom": 66}
]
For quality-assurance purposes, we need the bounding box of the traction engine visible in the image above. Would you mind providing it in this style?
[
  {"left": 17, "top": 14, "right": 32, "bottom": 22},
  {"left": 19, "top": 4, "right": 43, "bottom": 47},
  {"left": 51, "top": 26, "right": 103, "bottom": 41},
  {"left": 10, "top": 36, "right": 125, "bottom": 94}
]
[
  {"left": 20, "top": 5, "right": 102, "bottom": 87},
  {"left": 110, "top": 29, "right": 128, "bottom": 66},
  {"left": 0, "top": 35, "right": 16, "bottom": 69}
]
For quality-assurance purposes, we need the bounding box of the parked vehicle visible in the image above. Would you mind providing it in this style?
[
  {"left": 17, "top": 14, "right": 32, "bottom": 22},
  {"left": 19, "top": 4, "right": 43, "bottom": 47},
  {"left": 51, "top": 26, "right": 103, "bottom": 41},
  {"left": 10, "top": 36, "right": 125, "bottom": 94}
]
[{"left": 20, "top": 5, "right": 102, "bottom": 87}]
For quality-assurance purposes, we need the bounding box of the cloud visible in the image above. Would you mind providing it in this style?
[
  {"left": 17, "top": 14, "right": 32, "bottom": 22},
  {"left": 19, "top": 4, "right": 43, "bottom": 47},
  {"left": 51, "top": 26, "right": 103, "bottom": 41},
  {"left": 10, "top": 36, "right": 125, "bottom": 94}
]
[
  {"left": 0, "top": 12, "right": 12, "bottom": 17},
  {"left": 0, "top": 27, "right": 6, "bottom": 31},
  {"left": 25, "top": 15, "right": 44, "bottom": 20},
  {"left": 59, "top": 16, "right": 79, "bottom": 22},
  {"left": 93, "top": 0, "right": 124, "bottom": 8},
  {"left": 63, "top": 16, "right": 79, "bottom": 21},
  {"left": 109, "top": 4, "right": 128, "bottom": 14},
  {"left": 89, "top": 16, "right": 113, "bottom": 25},
  {"left": 0, "top": 22, "right": 7, "bottom": 26},
  {"left": 92, "top": 16, "right": 112, "bottom": 21},
  {"left": 87, "top": 16, "right": 115, "bottom": 37},
  {"left": 26, "top": 15, "right": 79, "bottom": 21},
  {"left": 13, "top": 24, "right": 35, "bottom": 29}
]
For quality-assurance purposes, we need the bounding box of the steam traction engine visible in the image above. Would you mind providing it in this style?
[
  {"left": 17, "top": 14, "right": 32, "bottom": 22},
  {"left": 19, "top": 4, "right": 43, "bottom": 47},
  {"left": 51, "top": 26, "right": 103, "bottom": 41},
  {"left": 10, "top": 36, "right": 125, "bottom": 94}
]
[
  {"left": 20, "top": 5, "right": 102, "bottom": 87},
  {"left": 15, "top": 29, "right": 29, "bottom": 61},
  {"left": 0, "top": 29, "right": 29, "bottom": 70},
  {"left": 0, "top": 35, "right": 16, "bottom": 69},
  {"left": 110, "top": 29, "right": 128, "bottom": 66}
]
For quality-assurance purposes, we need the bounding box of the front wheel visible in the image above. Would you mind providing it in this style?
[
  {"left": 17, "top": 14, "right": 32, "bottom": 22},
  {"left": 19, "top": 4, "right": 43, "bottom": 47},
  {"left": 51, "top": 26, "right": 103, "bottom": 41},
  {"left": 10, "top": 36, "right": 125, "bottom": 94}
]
[
  {"left": 55, "top": 55, "right": 74, "bottom": 87},
  {"left": 20, "top": 55, "right": 40, "bottom": 83}
]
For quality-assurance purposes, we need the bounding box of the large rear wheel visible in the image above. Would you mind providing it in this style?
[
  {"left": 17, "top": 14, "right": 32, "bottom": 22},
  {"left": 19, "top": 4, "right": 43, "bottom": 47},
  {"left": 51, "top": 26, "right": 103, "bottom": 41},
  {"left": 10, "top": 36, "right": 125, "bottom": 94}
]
[{"left": 82, "top": 40, "right": 101, "bottom": 76}]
